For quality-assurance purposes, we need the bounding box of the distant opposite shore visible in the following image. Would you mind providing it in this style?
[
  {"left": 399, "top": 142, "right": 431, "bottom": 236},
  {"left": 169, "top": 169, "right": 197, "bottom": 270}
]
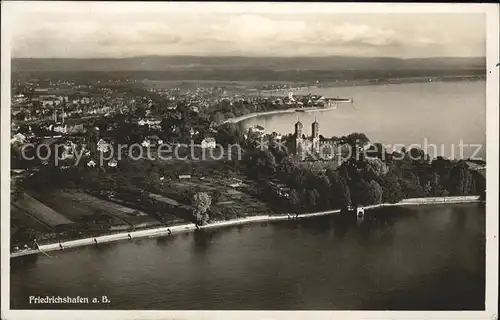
[{"left": 257, "top": 74, "right": 486, "bottom": 94}]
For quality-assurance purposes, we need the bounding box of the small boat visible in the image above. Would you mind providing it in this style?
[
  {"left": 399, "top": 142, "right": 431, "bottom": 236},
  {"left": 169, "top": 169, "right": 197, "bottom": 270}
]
[{"left": 332, "top": 97, "right": 353, "bottom": 103}]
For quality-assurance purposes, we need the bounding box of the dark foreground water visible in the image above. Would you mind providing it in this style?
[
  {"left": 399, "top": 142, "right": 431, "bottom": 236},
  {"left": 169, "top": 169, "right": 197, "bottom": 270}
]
[{"left": 11, "top": 203, "right": 485, "bottom": 310}]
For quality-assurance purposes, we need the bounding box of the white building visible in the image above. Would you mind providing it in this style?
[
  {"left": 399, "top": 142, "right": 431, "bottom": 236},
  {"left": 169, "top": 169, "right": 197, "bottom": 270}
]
[
  {"left": 141, "top": 140, "right": 151, "bottom": 148},
  {"left": 61, "top": 143, "right": 76, "bottom": 159},
  {"left": 96, "top": 139, "right": 110, "bottom": 153},
  {"left": 249, "top": 125, "right": 265, "bottom": 135},
  {"left": 108, "top": 159, "right": 118, "bottom": 167},
  {"left": 11, "top": 133, "right": 26, "bottom": 144},
  {"left": 53, "top": 124, "right": 68, "bottom": 134},
  {"left": 201, "top": 137, "right": 216, "bottom": 149},
  {"left": 138, "top": 118, "right": 162, "bottom": 127}
]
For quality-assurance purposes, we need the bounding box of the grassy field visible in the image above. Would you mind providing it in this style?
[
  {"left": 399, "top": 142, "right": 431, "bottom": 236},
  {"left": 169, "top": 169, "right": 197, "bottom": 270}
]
[
  {"left": 29, "top": 190, "right": 128, "bottom": 228},
  {"left": 61, "top": 191, "right": 161, "bottom": 228},
  {"left": 11, "top": 205, "right": 54, "bottom": 234},
  {"left": 11, "top": 206, "right": 57, "bottom": 248},
  {"left": 13, "top": 193, "right": 74, "bottom": 227}
]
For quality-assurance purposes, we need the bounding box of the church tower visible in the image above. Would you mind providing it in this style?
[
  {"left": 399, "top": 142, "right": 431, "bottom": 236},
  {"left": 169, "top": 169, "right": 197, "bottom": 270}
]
[
  {"left": 295, "top": 119, "right": 303, "bottom": 137},
  {"left": 312, "top": 117, "right": 320, "bottom": 153},
  {"left": 294, "top": 119, "right": 303, "bottom": 155}
]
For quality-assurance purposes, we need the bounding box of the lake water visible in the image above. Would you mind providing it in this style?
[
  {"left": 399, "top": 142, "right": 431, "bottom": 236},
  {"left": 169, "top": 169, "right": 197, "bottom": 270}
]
[
  {"left": 242, "top": 81, "right": 486, "bottom": 160},
  {"left": 11, "top": 203, "right": 485, "bottom": 310}
]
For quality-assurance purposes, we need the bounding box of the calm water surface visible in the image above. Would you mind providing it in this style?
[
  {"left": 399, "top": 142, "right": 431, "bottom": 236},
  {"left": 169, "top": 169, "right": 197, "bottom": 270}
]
[
  {"left": 11, "top": 203, "right": 485, "bottom": 310},
  {"left": 243, "top": 81, "right": 486, "bottom": 159}
]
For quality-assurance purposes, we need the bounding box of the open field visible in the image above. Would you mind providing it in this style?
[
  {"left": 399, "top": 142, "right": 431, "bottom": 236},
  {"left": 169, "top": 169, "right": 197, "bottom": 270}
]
[
  {"left": 107, "top": 195, "right": 188, "bottom": 226},
  {"left": 29, "top": 190, "right": 128, "bottom": 228},
  {"left": 13, "top": 193, "right": 74, "bottom": 227},
  {"left": 148, "top": 192, "right": 190, "bottom": 209},
  {"left": 60, "top": 191, "right": 161, "bottom": 228},
  {"left": 11, "top": 206, "right": 54, "bottom": 234}
]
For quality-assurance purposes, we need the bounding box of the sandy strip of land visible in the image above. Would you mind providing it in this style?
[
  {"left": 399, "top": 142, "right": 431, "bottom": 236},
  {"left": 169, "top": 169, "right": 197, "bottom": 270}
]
[
  {"left": 224, "top": 105, "right": 339, "bottom": 124},
  {"left": 224, "top": 108, "right": 298, "bottom": 124},
  {"left": 10, "top": 195, "right": 481, "bottom": 258}
]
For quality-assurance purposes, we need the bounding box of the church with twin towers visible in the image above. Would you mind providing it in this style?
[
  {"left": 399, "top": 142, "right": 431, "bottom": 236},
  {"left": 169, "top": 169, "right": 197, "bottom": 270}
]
[{"left": 294, "top": 118, "right": 336, "bottom": 160}]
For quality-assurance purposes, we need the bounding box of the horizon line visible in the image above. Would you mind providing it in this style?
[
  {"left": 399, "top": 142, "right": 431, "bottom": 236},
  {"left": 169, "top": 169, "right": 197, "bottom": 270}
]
[{"left": 11, "top": 55, "right": 487, "bottom": 60}]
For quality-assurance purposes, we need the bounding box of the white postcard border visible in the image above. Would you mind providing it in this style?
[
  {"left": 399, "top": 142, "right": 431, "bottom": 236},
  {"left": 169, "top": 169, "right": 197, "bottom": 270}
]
[{"left": 1, "top": 2, "right": 498, "bottom": 320}]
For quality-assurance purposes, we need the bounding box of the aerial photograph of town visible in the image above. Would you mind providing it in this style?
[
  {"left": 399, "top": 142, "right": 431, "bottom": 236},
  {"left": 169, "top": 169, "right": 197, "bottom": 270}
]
[{"left": 2, "top": 2, "right": 498, "bottom": 319}]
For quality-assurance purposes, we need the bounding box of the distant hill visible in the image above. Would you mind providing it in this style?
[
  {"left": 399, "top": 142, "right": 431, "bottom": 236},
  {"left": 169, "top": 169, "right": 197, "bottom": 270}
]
[{"left": 11, "top": 56, "right": 486, "bottom": 72}]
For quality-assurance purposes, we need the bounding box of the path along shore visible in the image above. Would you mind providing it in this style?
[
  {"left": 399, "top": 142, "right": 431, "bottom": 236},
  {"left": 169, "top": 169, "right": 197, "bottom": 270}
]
[{"left": 10, "top": 196, "right": 481, "bottom": 259}]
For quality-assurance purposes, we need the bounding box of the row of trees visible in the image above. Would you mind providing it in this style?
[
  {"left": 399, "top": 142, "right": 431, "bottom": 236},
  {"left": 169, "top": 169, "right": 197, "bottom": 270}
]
[{"left": 207, "top": 97, "right": 291, "bottom": 125}]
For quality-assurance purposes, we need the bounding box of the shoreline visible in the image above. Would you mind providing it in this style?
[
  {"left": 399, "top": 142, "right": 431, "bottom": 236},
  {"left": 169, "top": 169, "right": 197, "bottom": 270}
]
[
  {"left": 224, "top": 108, "right": 297, "bottom": 124},
  {"left": 224, "top": 105, "right": 340, "bottom": 124},
  {"left": 257, "top": 75, "right": 485, "bottom": 94},
  {"left": 10, "top": 196, "right": 482, "bottom": 259}
]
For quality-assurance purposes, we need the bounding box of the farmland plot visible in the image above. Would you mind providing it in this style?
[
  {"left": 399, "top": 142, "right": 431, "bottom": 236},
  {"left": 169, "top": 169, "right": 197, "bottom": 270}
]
[
  {"left": 61, "top": 191, "right": 161, "bottom": 228},
  {"left": 11, "top": 205, "right": 54, "bottom": 234},
  {"left": 13, "top": 193, "right": 73, "bottom": 227},
  {"left": 30, "top": 191, "right": 127, "bottom": 228}
]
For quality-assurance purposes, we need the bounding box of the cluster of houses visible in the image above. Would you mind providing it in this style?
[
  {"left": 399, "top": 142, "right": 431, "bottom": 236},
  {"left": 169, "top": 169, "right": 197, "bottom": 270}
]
[
  {"left": 137, "top": 118, "right": 162, "bottom": 129},
  {"left": 10, "top": 132, "right": 30, "bottom": 145},
  {"left": 268, "top": 180, "right": 292, "bottom": 199}
]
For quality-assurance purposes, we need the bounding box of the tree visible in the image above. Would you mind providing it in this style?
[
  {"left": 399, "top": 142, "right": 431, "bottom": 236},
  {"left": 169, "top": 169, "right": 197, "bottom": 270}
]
[
  {"left": 365, "top": 142, "right": 387, "bottom": 159},
  {"left": 214, "top": 112, "right": 225, "bottom": 124},
  {"left": 380, "top": 172, "right": 404, "bottom": 203},
  {"left": 422, "top": 172, "right": 447, "bottom": 197},
  {"left": 290, "top": 168, "right": 308, "bottom": 191},
  {"left": 351, "top": 179, "right": 383, "bottom": 206},
  {"left": 306, "top": 189, "right": 320, "bottom": 209},
  {"left": 253, "top": 150, "right": 277, "bottom": 180},
  {"left": 191, "top": 192, "right": 212, "bottom": 225},
  {"left": 408, "top": 147, "right": 431, "bottom": 164},
  {"left": 269, "top": 140, "right": 288, "bottom": 163},
  {"left": 366, "top": 180, "right": 383, "bottom": 205},
  {"left": 431, "top": 157, "right": 453, "bottom": 187},
  {"left": 400, "top": 171, "right": 425, "bottom": 198},
  {"left": 364, "top": 157, "right": 389, "bottom": 177},
  {"left": 447, "top": 160, "right": 476, "bottom": 196},
  {"left": 216, "top": 123, "right": 245, "bottom": 147},
  {"left": 336, "top": 162, "right": 352, "bottom": 182},
  {"left": 345, "top": 132, "right": 370, "bottom": 147},
  {"left": 329, "top": 172, "right": 352, "bottom": 209},
  {"left": 360, "top": 163, "right": 378, "bottom": 182},
  {"left": 278, "top": 155, "right": 298, "bottom": 180},
  {"left": 134, "top": 105, "right": 147, "bottom": 118},
  {"left": 212, "top": 190, "right": 223, "bottom": 203},
  {"left": 316, "top": 174, "right": 332, "bottom": 208},
  {"left": 289, "top": 189, "right": 302, "bottom": 212}
]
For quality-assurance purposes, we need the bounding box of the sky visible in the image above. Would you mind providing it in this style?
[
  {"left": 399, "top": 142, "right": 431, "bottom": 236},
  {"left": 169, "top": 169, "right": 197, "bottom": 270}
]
[{"left": 5, "top": 2, "right": 487, "bottom": 59}]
